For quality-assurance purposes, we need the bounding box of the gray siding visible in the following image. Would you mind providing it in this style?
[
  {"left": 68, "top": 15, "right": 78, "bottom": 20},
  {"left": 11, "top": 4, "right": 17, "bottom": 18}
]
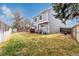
[
  {"left": 48, "top": 8, "right": 65, "bottom": 33},
  {"left": 33, "top": 7, "right": 65, "bottom": 34}
]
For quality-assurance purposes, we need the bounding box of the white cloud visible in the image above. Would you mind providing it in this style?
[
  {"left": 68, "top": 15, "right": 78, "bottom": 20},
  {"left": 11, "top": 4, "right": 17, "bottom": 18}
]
[
  {"left": 1, "top": 5, "right": 14, "bottom": 18},
  {"left": 0, "top": 5, "right": 14, "bottom": 25}
]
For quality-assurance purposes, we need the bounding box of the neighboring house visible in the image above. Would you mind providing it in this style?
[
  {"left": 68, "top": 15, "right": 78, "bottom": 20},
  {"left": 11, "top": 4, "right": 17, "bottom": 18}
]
[
  {"left": 33, "top": 7, "right": 65, "bottom": 34},
  {"left": 72, "top": 24, "right": 79, "bottom": 42}
]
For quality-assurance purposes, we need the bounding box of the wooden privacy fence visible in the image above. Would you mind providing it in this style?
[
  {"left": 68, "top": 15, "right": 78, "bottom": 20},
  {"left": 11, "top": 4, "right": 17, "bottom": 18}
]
[{"left": 60, "top": 28, "right": 72, "bottom": 34}]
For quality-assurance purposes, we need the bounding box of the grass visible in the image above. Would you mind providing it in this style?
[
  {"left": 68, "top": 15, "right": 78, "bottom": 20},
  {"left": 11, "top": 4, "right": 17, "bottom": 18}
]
[{"left": 0, "top": 32, "right": 79, "bottom": 56}]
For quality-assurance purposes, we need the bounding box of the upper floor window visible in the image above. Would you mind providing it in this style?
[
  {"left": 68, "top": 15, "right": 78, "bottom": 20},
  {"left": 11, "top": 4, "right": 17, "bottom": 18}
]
[
  {"left": 39, "top": 16, "right": 42, "bottom": 20},
  {"left": 34, "top": 18, "right": 37, "bottom": 22}
]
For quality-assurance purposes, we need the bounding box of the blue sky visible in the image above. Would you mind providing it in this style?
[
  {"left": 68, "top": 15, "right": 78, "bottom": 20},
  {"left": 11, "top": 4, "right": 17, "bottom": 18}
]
[
  {"left": 0, "top": 3, "right": 51, "bottom": 26},
  {"left": 0, "top": 3, "right": 78, "bottom": 27}
]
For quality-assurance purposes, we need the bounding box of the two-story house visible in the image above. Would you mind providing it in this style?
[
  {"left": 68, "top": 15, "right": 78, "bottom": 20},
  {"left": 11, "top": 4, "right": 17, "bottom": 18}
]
[{"left": 33, "top": 7, "right": 65, "bottom": 34}]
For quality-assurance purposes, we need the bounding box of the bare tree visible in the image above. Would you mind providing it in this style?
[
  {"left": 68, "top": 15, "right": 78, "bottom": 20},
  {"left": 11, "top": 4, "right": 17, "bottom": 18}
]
[
  {"left": 19, "top": 17, "right": 31, "bottom": 32},
  {"left": 13, "top": 9, "right": 21, "bottom": 32},
  {"left": 12, "top": 9, "right": 31, "bottom": 32}
]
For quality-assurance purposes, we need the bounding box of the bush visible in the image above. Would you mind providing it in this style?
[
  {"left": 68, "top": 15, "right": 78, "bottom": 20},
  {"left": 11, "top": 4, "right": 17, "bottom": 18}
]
[{"left": 29, "top": 28, "right": 35, "bottom": 33}]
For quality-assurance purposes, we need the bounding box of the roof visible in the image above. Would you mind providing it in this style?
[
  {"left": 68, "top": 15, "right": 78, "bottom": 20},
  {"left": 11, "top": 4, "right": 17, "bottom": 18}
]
[
  {"left": 33, "top": 7, "right": 53, "bottom": 19},
  {"left": 38, "top": 21, "right": 49, "bottom": 25}
]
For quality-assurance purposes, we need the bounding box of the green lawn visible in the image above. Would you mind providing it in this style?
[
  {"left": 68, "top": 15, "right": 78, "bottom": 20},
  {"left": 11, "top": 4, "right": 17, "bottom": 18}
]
[{"left": 0, "top": 32, "right": 79, "bottom": 56}]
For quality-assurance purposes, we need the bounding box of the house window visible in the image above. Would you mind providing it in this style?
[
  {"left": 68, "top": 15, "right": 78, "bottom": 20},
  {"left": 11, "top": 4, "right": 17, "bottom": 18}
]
[
  {"left": 39, "top": 16, "right": 42, "bottom": 20},
  {"left": 41, "top": 25, "right": 44, "bottom": 27},
  {"left": 34, "top": 18, "right": 37, "bottom": 22}
]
